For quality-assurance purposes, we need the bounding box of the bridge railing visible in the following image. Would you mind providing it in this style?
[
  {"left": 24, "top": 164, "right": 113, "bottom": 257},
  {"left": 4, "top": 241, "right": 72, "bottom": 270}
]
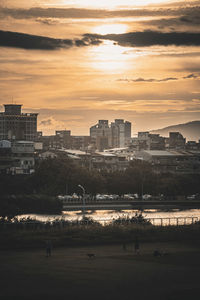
[{"left": 145, "top": 216, "right": 199, "bottom": 226}]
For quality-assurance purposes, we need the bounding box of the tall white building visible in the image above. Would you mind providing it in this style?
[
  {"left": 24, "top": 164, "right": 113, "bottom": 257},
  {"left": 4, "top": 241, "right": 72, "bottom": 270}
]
[
  {"left": 111, "top": 119, "right": 131, "bottom": 148},
  {"left": 90, "top": 119, "right": 131, "bottom": 151}
]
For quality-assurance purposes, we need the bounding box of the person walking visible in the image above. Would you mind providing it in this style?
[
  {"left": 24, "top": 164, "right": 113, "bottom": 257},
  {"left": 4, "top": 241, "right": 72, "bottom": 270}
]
[
  {"left": 134, "top": 236, "right": 140, "bottom": 255},
  {"left": 122, "top": 241, "right": 127, "bottom": 251},
  {"left": 46, "top": 240, "right": 52, "bottom": 257}
]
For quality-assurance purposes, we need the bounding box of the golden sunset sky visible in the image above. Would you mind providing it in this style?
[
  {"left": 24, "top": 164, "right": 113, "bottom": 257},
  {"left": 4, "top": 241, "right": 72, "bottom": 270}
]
[{"left": 0, "top": 0, "right": 200, "bottom": 135}]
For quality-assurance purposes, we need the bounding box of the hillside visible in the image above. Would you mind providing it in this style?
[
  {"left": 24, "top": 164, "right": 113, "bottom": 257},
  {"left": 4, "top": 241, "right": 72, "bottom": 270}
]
[{"left": 151, "top": 121, "right": 200, "bottom": 141}]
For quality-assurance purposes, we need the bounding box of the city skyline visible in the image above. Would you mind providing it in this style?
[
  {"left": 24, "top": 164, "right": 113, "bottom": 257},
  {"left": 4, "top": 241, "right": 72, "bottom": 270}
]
[
  {"left": 0, "top": 103, "right": 199, "bottom": 141},
  {"left": 1, "top": 0, "right": 200, "bottom": 135}
]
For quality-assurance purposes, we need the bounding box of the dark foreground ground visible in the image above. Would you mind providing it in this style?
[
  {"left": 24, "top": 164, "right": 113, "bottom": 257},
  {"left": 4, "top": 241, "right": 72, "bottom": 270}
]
[{"left": 1, "top": 241, "right": 200, "bottom": 300}]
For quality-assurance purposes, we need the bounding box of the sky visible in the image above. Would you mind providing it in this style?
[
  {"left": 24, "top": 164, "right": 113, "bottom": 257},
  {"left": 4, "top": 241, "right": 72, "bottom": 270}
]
[{"left": 0, "top": 0, "right": 200, "bottom": 136}]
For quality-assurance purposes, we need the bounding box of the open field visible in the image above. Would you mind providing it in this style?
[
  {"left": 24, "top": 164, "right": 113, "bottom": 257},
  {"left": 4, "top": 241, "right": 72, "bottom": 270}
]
[
  {"left": 1, "top": 223, "right": 200, "bottom": 250},
  {"left": 1, "top": 241, "right": 200, "bottom": 300}
]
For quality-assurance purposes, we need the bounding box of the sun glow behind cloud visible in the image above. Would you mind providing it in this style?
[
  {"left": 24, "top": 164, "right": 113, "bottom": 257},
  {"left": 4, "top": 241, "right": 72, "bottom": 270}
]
[
  {"left": 55, "top": 0, "right": 178, "bottom": 9},
  {"left": 87, "top": 40, "right": 136, "bottom": 73},
  {"left": 92, "top": 24, "right": 128, "bottom": 35}
]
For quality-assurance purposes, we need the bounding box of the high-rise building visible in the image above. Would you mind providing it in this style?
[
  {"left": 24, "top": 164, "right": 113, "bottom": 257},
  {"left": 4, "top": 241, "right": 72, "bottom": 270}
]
[
  {"left": 0, "top": 104, "right": 38, "bottom": 141},
  {"left": 111, "top": 119, "right": 131, "bottom": 148},
  {"left": 90, "top": 120, "right": 112, "bottom": 150},
  {"left": 90, "top": 119, "right": 131, "bottom": 150}
]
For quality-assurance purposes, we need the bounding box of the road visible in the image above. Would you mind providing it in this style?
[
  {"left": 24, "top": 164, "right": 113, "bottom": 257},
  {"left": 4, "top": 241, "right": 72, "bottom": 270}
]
[{"left": 63, "top": 200, "right": 200, "bottom": 211}]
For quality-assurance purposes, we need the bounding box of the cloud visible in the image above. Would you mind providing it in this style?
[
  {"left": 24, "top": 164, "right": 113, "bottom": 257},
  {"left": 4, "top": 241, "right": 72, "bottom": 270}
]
[
  {"left": 0, "top": 6, "right": 181, "bottom": 20},
  {"left": 117, "top": 77, "right": 178, "bottom": 83},
  {"left": 39, "top": 116, "right": 66, "bottom": 132},
  {"left": 183, "top": 73, "right": 199, "bottom": 79},
  {"left": 39, "top": 119, "right": 52, "bottom": 126},
  {"left": 85, "top": 30, "right": 200, "bottom": 47},
  {"left": 0, "top": 5, "right": 200, "bottom": 20},
  {"left": 2, "top": 29, "right": 199, "bottom": 51},
  {"left": 35, "top": 17, "right": 58, "bottom": 26},
  {"left": 0, "top": 30, "right": 101, "bottom": 50},
  {"left": 143, "top": 8, "right": 200, "bottom": 31},
  {"left": 117, "top": 73, "right": 199, "bottom": 83}
]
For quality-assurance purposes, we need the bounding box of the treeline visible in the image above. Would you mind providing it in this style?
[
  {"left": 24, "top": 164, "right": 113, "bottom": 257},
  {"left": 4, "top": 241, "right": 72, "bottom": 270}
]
[
  {"left": 0, "top": 157, "right": 200, "bottom": 197},
  {"left": 0, "top": 195, "right": 62, "bottom": 219}
]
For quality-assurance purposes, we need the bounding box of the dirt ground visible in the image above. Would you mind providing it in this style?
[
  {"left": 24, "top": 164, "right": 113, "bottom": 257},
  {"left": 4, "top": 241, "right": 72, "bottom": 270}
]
[{"left": 1, "top": 241, "right": 200, "bottom": 300}]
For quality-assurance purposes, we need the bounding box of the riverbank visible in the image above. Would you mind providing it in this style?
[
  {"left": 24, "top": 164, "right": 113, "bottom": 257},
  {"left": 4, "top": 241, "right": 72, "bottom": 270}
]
[{"left": 1, "top": 241, "right": 200, "bottom": 300}]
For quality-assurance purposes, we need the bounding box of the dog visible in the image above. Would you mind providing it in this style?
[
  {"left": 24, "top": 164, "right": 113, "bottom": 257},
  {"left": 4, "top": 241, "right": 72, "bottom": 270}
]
[
  {"left": 153, "top": 250, "right": 162, "bottom": 257},
  {"left": 153, "top": 250, "right": 169, "bottom": 257},
  {"left": 87, "top": 253, "right": 95, "bottom": 259}
]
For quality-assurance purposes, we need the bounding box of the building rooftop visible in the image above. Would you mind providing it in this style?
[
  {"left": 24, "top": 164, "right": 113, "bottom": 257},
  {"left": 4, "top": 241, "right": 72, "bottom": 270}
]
[
  {"left": 143, "top": 150, "right": 200, "bottom": 157},
  {"left": 143, "top": 150, "right": 175, "bottom": 156},
  {"left": 104, "top": 147, "right": 128, "bottom": 152},
  {"left": 60, "top": 149, "right": 89, "bottom": 156},
  {"left": 95, "top": 152, "right": 116, "bottom": 157},
  {"left": 13, "top": 141, "right": 34, "bottom": 144}
]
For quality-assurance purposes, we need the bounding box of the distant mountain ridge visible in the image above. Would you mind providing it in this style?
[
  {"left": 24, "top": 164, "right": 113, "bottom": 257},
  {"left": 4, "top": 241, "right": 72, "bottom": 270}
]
[{"left": 150, "top": 121, "right": 200, "bottom": 142}]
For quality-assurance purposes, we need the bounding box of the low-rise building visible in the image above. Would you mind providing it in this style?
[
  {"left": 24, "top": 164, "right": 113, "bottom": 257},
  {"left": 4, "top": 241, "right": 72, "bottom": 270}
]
[
  {"left": 186, "top": 141, "right": 200, "bottom": 150},
  {"left": 169, "top": 132, "right": 186, "bottom": 149},
  {"left": 70, "top": 136, "right": 91, "bottom": 150},
  {"left": 134, "top": 150, "right": 200, "bottom": 174},
  {"left": 91, "top": 152, "right": 128, "bottom": 171},
  {"left": 11, "top": 141, "right": 35, "bottom": 174},
  {"left": 0, "top": 140, "right": 35, "bottom": 174},
  {"left": 130, "top": 132, "right": 165, "bottom": 151}
]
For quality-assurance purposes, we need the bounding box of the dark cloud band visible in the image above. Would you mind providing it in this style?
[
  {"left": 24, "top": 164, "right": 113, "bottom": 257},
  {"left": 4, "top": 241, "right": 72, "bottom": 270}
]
[
  {"left": 117, "top": 74, "right": 199, "bottom": 83},
  {"left": 0, "top": 5, "right": 200, "bottom": 19},
  {"left": 1, "top": 29, "right": 200, "bottom": 51},
  {"left": 85, "top": 31, "right": 200, "bottom": 47},
  {"left": 0, "top": 30, "right": 101, "bottom": 50}
]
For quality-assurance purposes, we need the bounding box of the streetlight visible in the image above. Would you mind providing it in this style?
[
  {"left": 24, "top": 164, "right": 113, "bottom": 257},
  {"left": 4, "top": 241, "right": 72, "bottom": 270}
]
[
  {"left": 138, "top": 158, "right": 144, "bottom": 200},
  {"left": 78, "top": 184, "right": 86, "bottom": 217}
]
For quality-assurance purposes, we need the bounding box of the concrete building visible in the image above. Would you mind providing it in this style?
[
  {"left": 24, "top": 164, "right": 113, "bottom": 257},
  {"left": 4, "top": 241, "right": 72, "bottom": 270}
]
[
  {"left": 55, "top": 130, "right": 71, "bottom": 149},
  {"left": 0, "top": 104, "right": 38, "bottom": 141},
  {"left": 130, "top": 132, "right": 165, "bottom": 151},
  {"left": 169, "top": 132, "right": 186, "bottom": 149},
  {"left": 70, "top": 136, "right": 91, "bottom": 150},
  {"left": 111, "top": 119, "right": 131, "bottom": 148},
  {"left": 0, "top": 140, "right": 14, "bottom": 174},
  {"left": 91, "top": 152, "right": 129, "bottom": 172},
  {"left": 58, "top": 149, "right": 129, "bottom": 171},
  {"left": 186, "top": 140, "right": 200, "bottom": 150},
  {"left": 11, "top": 141, "right": 35, "bottom": 174},
  {"left": 90, "top": 119, "right": 131, "bottom": 151},
  {"left": 134, "top": 150, "right": 200, "bottom": 174},
  {"left": 0, "top": 140, "right": 35, "bottom": 174},
  {"left": 90, "top": 120, "right": 112, "bottom": 150},
  {"left": 38, "top": 130, "right": 71, "bottom": 150},
  {"left": 39, "top": 131, "right": 91, "bottom": 151}
]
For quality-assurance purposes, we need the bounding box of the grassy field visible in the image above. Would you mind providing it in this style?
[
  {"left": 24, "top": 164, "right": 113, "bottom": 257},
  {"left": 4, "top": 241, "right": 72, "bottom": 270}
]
[
  {"left": 1, "top": 223, "right": 200, "bottom": 250},
  {"left": 1, "top": 241, "right": 200, "bottom": 300}
]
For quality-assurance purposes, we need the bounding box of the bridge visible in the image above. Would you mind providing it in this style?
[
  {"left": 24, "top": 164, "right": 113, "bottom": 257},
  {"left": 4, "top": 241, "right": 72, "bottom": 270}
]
[{"left": 63, "top": 200, "right": 200, "bottom": 211}]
